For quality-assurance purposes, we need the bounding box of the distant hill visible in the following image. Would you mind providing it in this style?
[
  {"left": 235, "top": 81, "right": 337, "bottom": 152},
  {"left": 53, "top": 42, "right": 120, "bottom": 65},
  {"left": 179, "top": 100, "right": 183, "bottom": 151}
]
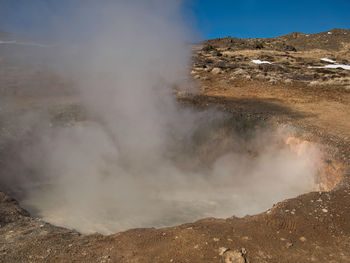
[{"left": 204, "top": 28, "right": 350, "bottom": 52}]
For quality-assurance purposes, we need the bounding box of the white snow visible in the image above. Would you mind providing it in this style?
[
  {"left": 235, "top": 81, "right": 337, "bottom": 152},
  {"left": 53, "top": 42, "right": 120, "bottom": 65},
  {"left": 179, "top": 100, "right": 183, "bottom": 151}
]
[
  {"left": 320, "top": 58, "right": 336, "bottom": 63},
  {"left": 308, "top": 64, "right": 350, "bottom": 70},
  {"left": 327, "top": 32, "right": 332, "bottom": 35},
  {"left": 308, "top": 58, "right": 350, "bottom": 70},
  {"left": 251, "top": 59, "right": 272, "bottom": 64}
]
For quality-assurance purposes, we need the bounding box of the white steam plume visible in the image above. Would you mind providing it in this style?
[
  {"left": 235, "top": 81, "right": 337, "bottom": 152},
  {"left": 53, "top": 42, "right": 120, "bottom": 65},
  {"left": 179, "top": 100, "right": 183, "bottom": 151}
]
[{"left": 2, "top": 0, "right": 320, "bottom": 234}]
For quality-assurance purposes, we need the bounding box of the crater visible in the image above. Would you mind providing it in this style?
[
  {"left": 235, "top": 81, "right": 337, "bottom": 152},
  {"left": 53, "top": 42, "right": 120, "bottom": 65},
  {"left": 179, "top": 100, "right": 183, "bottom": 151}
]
[{"left": 6, "top": 106, "right": 338, "bottom": 235}]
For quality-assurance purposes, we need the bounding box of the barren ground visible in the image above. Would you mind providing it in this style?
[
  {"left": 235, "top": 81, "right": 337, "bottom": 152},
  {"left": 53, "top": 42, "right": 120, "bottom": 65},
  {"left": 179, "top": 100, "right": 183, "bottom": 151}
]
[{"left": 1, "top": 28, "right": 350, "bottom": 262}]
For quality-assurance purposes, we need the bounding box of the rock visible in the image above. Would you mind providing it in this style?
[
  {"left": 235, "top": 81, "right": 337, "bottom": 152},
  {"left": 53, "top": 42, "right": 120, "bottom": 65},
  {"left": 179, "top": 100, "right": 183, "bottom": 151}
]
[
  {"left": 258, "top": 64, "right": 286, "bottom": 72},
  {"left": 232, "top": 68, "right": 246, "bottom": 76},
  {"left": 219, "top": 247, "right": 229, "bottom": 256},
  {"left": 214, "top": 61, "right": 227, "bottom": 69},
  {"left": 268, "top": 78, "right": 277, "bottom": 84},
  {"left": 223, "top": 251, "right": 245, "bottom": 263},
  {"left": 282, "top": 43, "right": 297, "bottom": 52},
  {"left": 215, "top": 51, "right": 223, "bottom": 57},
  {"left": 299, "top": 237, "right": 307, "bottom": 242},
  {"left": 255, "top": 74, "right": 266, "bottom": 80},
  {"left": 227, "top": 64, "right": 238, "bottom": 69},
  {"left": 194, "top": 75, "right": 201, "bottom": 80},
  {"left": 285, "top": 242, "right": 293, "bottom": 248},
  {"left": 220, "top": 248, "right": 247, "bottom": 263},
  {"left": 254, "top": 42, "right": 264, "bottom": 49},
  {"left": 202, "top": 44, "right": 215, "bottom": 52},
  {"left": 211, "top": 68, "right": 222, "bottom": 75},
  {"left": 308, "top": 81, "right": 319, "bottom": 86}
]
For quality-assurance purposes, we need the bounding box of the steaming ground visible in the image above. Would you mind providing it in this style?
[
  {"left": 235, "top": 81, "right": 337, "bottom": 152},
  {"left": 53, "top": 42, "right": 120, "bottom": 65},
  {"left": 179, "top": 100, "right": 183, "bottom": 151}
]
[
  {"left": 0, "top": 0, "right": 320, "bottom": 235},
  {"left": 15, "top": 112, "right": 319, "bottom": 234},
  {"left": 2, "top": 4, "right": 350, "bottom": 260}
]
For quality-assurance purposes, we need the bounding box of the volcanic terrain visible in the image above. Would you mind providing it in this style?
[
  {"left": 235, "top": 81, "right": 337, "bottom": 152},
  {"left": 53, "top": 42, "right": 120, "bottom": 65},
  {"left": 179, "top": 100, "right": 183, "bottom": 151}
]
[{"left": 1, "top": 28, "right": 350, "bottom": 262}]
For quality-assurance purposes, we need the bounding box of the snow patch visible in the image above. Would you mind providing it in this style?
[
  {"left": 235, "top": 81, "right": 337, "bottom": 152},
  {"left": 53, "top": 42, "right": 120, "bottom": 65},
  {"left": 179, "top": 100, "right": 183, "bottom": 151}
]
[
  {"left": 320, "top": 58, "right": 336, "bottom": 63},
  {"left": 308, "top": 64, "right": 350, "bottom": 70},
  {"left": 251, "top": 59, "right": 272, "bottom": 64},
  {"left": 308, "top": 58, "right": 350, "bottom": 70}
]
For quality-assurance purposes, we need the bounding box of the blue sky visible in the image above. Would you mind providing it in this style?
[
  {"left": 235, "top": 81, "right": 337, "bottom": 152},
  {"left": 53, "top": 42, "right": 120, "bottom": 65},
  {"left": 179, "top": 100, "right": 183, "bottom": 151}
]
[
  {"left": 186, "top": 0, "right": 350, "bottom": 39},
  {"left": 0, "top": 0, "right": 349, "bottom": 40}
]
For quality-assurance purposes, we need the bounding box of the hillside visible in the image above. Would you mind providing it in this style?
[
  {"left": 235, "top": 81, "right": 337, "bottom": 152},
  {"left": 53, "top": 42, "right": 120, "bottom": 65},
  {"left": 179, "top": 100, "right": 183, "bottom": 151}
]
[{"left": 204, "top": 28, "right": 350, "bottom": 52}]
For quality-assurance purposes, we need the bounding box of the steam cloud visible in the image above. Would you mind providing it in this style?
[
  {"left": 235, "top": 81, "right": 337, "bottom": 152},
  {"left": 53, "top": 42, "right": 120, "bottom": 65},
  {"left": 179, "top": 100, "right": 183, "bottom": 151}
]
[{"left": 1, "top": 0, "right": 320, "bottom": 234}]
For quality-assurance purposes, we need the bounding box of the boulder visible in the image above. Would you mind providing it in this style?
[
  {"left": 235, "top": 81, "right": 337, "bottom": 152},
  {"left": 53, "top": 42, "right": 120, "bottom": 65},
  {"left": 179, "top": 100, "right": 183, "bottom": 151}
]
[{"left": 211, "top": 67, "right": 222, "bottom": 74}]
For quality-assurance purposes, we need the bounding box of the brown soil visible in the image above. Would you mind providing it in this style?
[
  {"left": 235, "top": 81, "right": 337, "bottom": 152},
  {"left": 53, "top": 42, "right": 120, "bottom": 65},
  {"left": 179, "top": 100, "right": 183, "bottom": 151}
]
[
  {"left": 1, "top": 29, "right": 350, "bottom": 262},
  {"left": 1, "top": 180, "right": 350, "bottom": 262}
]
